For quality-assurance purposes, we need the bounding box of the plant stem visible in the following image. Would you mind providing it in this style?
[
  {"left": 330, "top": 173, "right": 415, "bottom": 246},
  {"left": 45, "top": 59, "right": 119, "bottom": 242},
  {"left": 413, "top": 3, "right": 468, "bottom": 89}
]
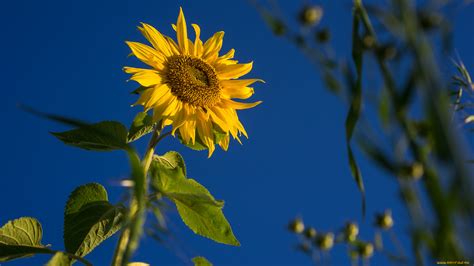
[
  {"left": 45, "top": 249, "right": 93, "bottom": 266},
  {"left": 111, "top": 129, "right": 170, "bottom": 266},
  {"left": 355, "top": 0, "right": 464, "bottom": 259}
]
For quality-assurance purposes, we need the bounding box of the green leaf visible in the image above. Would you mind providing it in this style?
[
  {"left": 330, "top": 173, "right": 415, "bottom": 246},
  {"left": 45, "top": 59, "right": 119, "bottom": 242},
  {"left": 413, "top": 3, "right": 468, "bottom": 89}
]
[
  {"left": 51, "top": 121, "right": 129, "bottom": 151},
  {"left": 127, "top": 112, "right": 155, "bottom": 143},
  {"left": 345, "top": 6, "right": 366, "bottom": 217},
  {"left": 64, "top": 183, "right": 125, "bottom": 257},
  {"left": 46, "top": 252, "right": 71, "bottom": 266},
  {"left": 150, "top": 151, "right": 240, "bottom": 246},
  {"left": 192, "top": 256, "right": 213, "bottom": 266},
  {"left": 0, "top": 217, "right": 51, "bottom": 262}
]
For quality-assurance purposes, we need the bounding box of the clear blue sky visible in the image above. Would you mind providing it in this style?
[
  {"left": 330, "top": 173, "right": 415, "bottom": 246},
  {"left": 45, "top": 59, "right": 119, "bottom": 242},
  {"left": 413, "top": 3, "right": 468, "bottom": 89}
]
[{"left": 1, "top": 0, "right": 473, "bottom": 265}]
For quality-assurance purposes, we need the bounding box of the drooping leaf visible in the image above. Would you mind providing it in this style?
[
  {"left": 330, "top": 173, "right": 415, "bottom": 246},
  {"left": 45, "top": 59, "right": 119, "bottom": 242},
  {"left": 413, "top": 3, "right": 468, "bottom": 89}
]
[
  {"left": 0, "top": 217, "right": 51, "bottom": 262},
  {"left": 150, "top": 151, "right": 240, "bottom": 246},
  {"left": 51, "top": 121, "right": 129, "bottom": 151},
  {"left": 127, "top": 112, "right": 155, "bottom": 143},
  {"left": 46, "top": 252, "right": 72, "bottom": 266},
  {"left": 64, "top": 183, "right": 125, "bottom": 257},
  {"left": 192, "top": 256, "right": 213, "bottom": 266}
]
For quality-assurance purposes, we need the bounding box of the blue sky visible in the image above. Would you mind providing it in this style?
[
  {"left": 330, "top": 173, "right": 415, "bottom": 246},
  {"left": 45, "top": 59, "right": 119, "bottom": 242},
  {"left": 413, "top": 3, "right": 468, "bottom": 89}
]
[{"left": 1, "top": 0, "right": 473, "bottom": 265}]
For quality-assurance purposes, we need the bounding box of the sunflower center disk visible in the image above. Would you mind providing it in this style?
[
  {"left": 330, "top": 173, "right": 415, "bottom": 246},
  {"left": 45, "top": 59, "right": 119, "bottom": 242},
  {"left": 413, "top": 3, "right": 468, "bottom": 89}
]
[{"left": 166, "top": 55, "right": 221, "bottom": 107}]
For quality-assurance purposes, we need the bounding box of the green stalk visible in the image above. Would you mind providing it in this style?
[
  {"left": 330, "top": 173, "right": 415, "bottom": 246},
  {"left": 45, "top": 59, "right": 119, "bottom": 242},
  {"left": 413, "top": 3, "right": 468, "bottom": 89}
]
[
  {"left": 112, "top": 129, "right": 171, "bottom": 266},
  {"left": 355, "top": 0, "right": 463, "bottom": 259}
]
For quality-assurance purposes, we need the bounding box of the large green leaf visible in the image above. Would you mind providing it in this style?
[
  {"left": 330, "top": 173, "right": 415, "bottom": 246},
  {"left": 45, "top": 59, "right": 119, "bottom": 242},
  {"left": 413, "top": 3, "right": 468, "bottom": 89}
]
[
  {"left": 192, "top": 256, "right": 213, "bottom": 266},
  {"left": 51, "top": 121, "right": 129, "bottom": 151},
  {"left": 127, "top": 112, "right": 155, "bottom": 143},
  {"left": 150, "top": 151, "right": 240, "bottom": 246},
  {"left": 0, "top": 217, "right": 51, "bottom": 262},
  {"left": 46, "top": 252, "right": 71, "bottom": 266},
  {"left": 64, "top": 183, "right": 125, "bottom": 257}
]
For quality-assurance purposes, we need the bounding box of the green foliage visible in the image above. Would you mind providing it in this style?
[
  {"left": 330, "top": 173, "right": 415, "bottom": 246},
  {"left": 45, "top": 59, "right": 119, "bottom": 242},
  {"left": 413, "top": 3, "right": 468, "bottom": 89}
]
[
  {"left": 0, "top": 217, "right": 50, "bottom": 262},
  {"left": 150, "top": 151, "right": 240, "bottom": 246},
  {"left": 192, "top": 256, "right": 213, "bottom": 266},
  {"left": 345, "top": 3, "right": 365, "bottom": 216},
  {"left": 127, "top": 112, "right": 155, "bottom": 143},
  {"left": 64, "top": 183, "right": 125, "bottom": 257},
  {"left": 52, "top": 121, "right": 129, "bottom": 151},
  {"left": 46, "top": 252, "right": 71, "bottom": 266}
]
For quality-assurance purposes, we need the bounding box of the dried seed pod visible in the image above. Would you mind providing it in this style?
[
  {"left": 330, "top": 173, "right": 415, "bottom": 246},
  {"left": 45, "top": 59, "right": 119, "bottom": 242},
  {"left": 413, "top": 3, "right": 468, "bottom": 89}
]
[
  {"left": 316, "top": 232, "right": 334, "bottom": 250},
  {"left": 375, "top": 209, "right": 394, "bottom": 230},
  {"left": 344, "top": 222, "right": 359, "bottom": 242},
  {"left": 359, "top": 242, "right": 374, "bottom": 258}
]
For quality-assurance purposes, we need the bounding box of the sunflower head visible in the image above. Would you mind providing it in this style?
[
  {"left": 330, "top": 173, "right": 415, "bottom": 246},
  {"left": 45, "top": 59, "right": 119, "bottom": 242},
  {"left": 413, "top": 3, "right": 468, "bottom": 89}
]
[{"left": 124, "top": 7, "right": 262, "bottom": 157}]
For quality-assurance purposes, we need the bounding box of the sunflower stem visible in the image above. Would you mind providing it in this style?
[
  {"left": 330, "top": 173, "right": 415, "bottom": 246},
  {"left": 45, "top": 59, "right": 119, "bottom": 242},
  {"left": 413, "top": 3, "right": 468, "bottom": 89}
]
[{"left": 112, "top": 128, "right": 169, "bottom": 266}]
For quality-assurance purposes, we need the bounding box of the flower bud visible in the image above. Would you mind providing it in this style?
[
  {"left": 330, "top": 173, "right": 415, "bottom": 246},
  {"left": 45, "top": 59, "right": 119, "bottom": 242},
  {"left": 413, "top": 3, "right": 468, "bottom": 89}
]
[
  {"left": 375, "top": 210, "right": 394, "bottom": 230},
  {"left": 316, "top": 232, "right": 334, "bottom": 250},
  {"left": 304, "top": 227, "right": 317, "bottom": 239},
  {"left": 359, "top": 242, "right": 374, "bottom": 258},
  {"left": 288, "top": 218, "right": 305, "bottom": 233},
  {"left": 299, "top": 5, "right": 323, "bottom": 26},
  {"left": 400, "top": 162, "right": 424, "bottom": 180},
  {"left": 344, "top": 222, "right": 359, "bottom": 242}
]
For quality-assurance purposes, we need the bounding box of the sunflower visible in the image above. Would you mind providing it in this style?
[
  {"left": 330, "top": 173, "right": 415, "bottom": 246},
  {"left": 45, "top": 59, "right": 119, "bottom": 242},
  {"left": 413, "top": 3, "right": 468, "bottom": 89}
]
[{"left": 124, "top": 7, "right": 262, "bottom": 157}]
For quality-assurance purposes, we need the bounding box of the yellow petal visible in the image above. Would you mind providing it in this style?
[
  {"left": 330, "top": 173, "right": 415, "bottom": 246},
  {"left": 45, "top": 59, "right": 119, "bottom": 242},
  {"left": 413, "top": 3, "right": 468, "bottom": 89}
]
[
  {"left": 212, "top": 107, "right": 239, "bottom": 139},
  {"left": 208, "top": 108, "right": 230, "bottom": 132},
  {"left": 202, "top": 31, "right": 224, "bottom": 60},
  {"left": 222, "top": 86, "right": 254, "bottom": 99},
  {"left": 221, "top": 79, "right": 264, "bottom": 89},
  {"left": 152, "top": 92, "right": 178, "bottom": 121},
  {"left": 133, "top": 84, "right": 169, "bottom": 109},
  {"left": 180, "top": 105, "right": 196, "bottom": 143},
  {"left": 220, "top": 49, "right": 235, "bottom": 60},
  {"left": 139, "top": 23, "right": 173, "bottom": 57},
  {"left": 191, "top": 24, "right": 203, "bottom": 57},
  {"left": 176, "top": 7, "right": 189, "bottom": 54},
  {"left": 218, "top": 134, "right": 230, "bottom": 151},
  {"left": 126, "top": 41, "right": 165, "bottom": 69},
  {"left": 125, "top": 68, "right": 163, "bottom": 87},
  {"left": 123, "top": 66, "right": 148, "bottom": 74},
  {"left": 196, "top": 110, "right": 215, "bottom": 157},
  {"left": 216, "top": 62, "right": 253, "bottom": 79},
  {"left": 171, "top": 103, "right": 187, "bottom": 135},
  {"left": 165, "top": 36, "right": 181, "bottom": 55},
  {"left": 216, "top": 50, "right": 238, "bottom": 65},
  {"left": 219, "top": 98, "right": 262, "bottom": 110}
]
